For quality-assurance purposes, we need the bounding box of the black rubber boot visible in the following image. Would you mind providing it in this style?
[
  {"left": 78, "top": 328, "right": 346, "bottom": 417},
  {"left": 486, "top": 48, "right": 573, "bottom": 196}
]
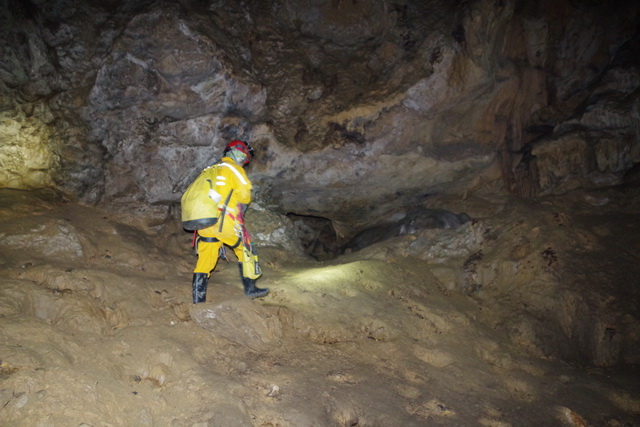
[
  {"left": 192, "top": 273, "right": 208, "bottom": 304},
  {"left": 238, "top": 263, "right": 269, "bottom": 299}
]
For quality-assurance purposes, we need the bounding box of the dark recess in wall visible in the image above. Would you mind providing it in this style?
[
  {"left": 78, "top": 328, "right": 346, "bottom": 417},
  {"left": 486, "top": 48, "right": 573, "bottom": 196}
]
[{"left": 287, "top": 213, "right": 339, "bottom": 260}]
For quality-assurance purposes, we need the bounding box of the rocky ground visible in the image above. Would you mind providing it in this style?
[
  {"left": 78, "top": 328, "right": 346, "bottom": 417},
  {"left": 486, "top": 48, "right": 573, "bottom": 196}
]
[{"left": 1, "top": 186, "right": 639, "bottom": 426}]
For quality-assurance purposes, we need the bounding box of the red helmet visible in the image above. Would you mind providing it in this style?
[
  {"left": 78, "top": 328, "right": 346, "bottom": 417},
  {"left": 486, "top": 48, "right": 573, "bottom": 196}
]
[{"left": 224, "top": 140, "right": 254, "bottom": 166}]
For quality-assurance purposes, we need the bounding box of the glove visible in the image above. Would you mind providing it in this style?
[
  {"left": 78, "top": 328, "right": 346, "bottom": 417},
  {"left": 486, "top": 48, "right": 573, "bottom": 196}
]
[{"left": 208, "top": 188, "right": 222, "bottom": 203}]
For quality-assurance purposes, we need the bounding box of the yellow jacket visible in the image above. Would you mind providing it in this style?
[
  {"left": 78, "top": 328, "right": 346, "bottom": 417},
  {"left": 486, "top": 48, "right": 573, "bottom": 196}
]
[
  {"left": 214, "top": 156, "right": 252, "bottom": 218},
  {"left": 181, "top": 157, "right": 252, "bottom": 231}
]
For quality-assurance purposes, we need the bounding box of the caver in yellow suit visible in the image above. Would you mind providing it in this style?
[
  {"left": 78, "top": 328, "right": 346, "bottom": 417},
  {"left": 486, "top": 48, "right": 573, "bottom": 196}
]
[{"left": 190, "top": 140, "right": 269, "bottom": 303}]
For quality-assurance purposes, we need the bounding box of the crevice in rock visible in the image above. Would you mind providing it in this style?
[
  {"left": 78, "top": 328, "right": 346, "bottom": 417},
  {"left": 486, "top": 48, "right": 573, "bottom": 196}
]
[
  {"left": 341, "top": 208, "right": 472, "bottom": 254},
  {"left": 286, "top": 213, "right": 339, "bottom": 261}
]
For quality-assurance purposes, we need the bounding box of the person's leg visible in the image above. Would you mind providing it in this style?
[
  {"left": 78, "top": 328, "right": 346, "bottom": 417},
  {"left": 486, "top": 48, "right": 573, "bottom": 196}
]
[
  {"left": 191, "top": 272, "right": 208, "bottom": 303},
  {"left": 230, "top": 243, "right": 269, "bottom": 299},
  {"left": 194, "top": 237, "right": 222, "bottom": 275},
  {"left": 203, "top": 215, "right": 268, "bottom": 298},
  {"left": 192, "top": 236, "right": 222, "bottom": 303}
]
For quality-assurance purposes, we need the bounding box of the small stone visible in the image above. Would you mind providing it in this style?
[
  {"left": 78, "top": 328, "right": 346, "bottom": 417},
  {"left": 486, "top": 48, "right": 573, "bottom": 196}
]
[
  {"left": 267, "top": 384, "right": 280, "bottom": 397},
  {"left": 13, "top": 392, "right": 28, "bottom": 408}
]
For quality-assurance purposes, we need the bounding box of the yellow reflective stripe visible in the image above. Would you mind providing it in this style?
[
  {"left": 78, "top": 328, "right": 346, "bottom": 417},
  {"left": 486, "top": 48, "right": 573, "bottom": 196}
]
[{"left": 219, "top": 162, "right": 248, "bottom": 185}]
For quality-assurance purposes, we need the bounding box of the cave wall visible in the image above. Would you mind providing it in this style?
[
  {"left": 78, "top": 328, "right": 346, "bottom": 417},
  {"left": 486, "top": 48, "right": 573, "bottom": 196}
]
[{"left": 1, "top": 0, "right": 639, "bottom": 235}]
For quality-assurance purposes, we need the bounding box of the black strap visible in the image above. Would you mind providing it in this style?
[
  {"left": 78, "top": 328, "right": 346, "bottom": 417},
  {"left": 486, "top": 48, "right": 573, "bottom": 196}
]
[
  {"left": 218, "top": 189, "right": 234, "bottom": 232},
  {"left": 229, "top": 236, "right": 242, "bottom": 249},
  {"left": 198, "top": 236, "right": 219, "bottom": 243}
]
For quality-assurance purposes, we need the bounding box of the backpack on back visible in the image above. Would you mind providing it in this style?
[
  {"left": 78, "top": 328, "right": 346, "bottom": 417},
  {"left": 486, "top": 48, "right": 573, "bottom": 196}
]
[{"left": 181, "top": 164, "right": 224, "bottom": 231}]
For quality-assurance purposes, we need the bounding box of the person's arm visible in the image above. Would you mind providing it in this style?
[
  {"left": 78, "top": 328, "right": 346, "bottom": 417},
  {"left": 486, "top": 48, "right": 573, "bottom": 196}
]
[{"left": 233, "top": 164, "right": 252, "bottom": 206}]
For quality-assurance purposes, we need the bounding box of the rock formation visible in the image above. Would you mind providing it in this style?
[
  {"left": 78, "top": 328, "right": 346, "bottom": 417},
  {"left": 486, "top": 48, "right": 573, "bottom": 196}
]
[{"left": 2, "top": 0, "right": 638, "bottom": 242}]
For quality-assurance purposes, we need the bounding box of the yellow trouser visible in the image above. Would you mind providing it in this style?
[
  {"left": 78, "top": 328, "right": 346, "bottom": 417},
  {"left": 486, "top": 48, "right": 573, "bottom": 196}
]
[{"left": 194, "top": 213, "right": 243, "bottom": 276}]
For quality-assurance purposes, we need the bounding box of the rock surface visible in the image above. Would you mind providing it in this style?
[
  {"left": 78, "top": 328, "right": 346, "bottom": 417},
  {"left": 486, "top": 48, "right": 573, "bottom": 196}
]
[
  {"left": 2, "top": 1, "right": 640, "bottom": 425},
  {"left": 189, "top": 297, "right": 283, "bottom": 352},
  {"left": 0, "top": 187, "right": 639, "bottom": 425},
  {"left": 1, "top": 0, "right": 639, "bottom": 240}
]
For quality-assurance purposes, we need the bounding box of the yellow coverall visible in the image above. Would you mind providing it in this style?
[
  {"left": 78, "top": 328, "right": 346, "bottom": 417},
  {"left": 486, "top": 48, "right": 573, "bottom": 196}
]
[{"left": 194, "top": 156, "right": 252, "bottom": 276}]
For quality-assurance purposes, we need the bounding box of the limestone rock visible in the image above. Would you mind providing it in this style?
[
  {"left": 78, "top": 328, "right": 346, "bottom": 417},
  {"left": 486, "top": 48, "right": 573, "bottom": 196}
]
[{"left": 1, "top": 0, "right": 639, "bottom": 239}]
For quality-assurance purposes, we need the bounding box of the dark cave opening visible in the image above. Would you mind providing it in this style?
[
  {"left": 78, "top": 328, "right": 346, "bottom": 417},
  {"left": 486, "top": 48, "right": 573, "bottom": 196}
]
[{"left": 286, "top": 213, "right": 340, "bottom": 261}]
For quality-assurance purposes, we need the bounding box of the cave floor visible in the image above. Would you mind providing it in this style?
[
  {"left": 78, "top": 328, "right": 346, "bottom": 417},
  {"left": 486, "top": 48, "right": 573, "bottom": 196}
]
[{"left": 0, "top": 187, "right": 639, "bottom": 426}]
